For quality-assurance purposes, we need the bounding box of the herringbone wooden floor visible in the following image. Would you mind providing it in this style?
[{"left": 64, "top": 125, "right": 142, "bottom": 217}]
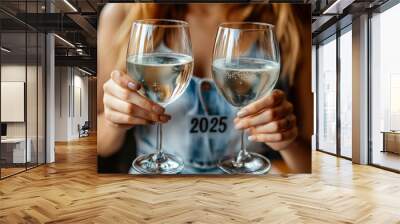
[{"left": 1, "top": 135, "right": 400, "bottom": 224}]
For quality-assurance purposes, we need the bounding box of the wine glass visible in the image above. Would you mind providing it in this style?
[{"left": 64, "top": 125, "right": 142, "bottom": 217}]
[
  {"left": 127, "top": 19, "right": 193, "bottom": 174},
  {"left": 212, "top": 22, "right": 281, "bottom": 174}
]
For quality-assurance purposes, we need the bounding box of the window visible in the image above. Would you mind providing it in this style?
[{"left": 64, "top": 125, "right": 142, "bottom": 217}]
[
  {"left": 317, "top": 36, "right": 337, "bottom": 154},
  {"left": 312, "top": 45, "right": 317, "bottom": 151},
  {"left": 339, "top": 28, "right": 352, "bottom": 158},
  {"left": 316, "top": 25, "right": 353, "bottom": 159},
  {"left": 370, "top": 2, "right": 400, "bottom": 171}
]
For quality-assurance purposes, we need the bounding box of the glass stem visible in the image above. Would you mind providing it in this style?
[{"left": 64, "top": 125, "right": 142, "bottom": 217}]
[
  {"left": 235, "top": 128, "right": 250, "bottom": 165},
  {"left": 240, "top": 129, "right": 248, "bottom": 155},
  {"left": 155, "top": 123, "right": 164, "bottom": 160},
  {"left": 235, "top": 107, "right": 250, "bottom": 165}
]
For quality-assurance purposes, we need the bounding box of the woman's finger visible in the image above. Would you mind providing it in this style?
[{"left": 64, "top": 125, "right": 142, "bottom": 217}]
[
  {"left": 237, "top": 89, "right": 285, "bottom": 118},
  {"left": 104, "top": 107, "right": 152, "bottom": 126},
  {"left": 235, "top": 101, "right": 293, "bottom": 130},
  {"left": 104, "top": 79, "right": 165, "bottom": 114},
  {"left": 103, "top": 94, "right": 170, "bottom": 123},
  {"left": 249, "top": 114, "right": 296, "bottom": 134},
  {"left": 111, "top": 70, "right": 140, "bottom": 91},
  {"left": 248, "top": 127, "right": 298, "bottom": 143},
  {"left": 104, "top": 121, "right": 134, "bottom": 130}
]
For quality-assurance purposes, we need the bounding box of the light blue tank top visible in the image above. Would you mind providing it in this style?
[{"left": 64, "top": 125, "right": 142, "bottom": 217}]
[{"left": 128, "top": 76, "right": 288, "bottom": 174}]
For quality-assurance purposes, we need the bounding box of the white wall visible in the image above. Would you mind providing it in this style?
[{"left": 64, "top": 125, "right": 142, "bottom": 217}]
[
  {"left": 77, "top": 72, "right": 90, "bottom": 137},
  {"left": 1, "top": 65, "right": 26, "bottom": 138},
  {"left": 1, "top": 65, "right": 41, "bottom": 138},
  {"left": 1, "top": 64, "right": 46, "bottom": 164},
  {"left": 54, "top": 67, "right": 89, "bottom": 141},
  {"left": 55, "top": 67, "right": 69, "bottom": 141}
]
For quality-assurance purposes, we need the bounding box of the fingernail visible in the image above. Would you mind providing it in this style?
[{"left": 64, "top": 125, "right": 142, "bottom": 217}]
[
  {"left": 159, "top": 115, "right": 170, "bottom": 122},
  {"left": 235, "top": 122, "right": 243, "bottom": 130},
  {"left": 127, "top": 82, "right": 137, "bottom": 90},
  {"left": 248, "top": 136, "right": 256, "bottom": 141},
  {"left": 151, "top": 114, "right": 159, "bottom": 121},
  {"left": 237, "top": 109, "right": 247, "bottom": 117},
  {"left": 112, "top": 70, "right": 120, "bottom": 78},
  {"left": 152, "top": 105, "right": 165, "bottom": 114}
]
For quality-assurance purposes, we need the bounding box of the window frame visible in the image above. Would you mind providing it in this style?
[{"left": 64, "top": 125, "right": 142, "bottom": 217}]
[
  {"left": 315, "top": 23, "right": 353, "bottom": 160},
  {"left": 367, "top": 0, "right": 400, "bottom": 173},
  {"left": 0, "top": 1, "right": 48, "bottom": 180}
]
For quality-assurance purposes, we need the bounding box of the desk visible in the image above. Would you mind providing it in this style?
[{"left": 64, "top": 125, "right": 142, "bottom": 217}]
[
  {"left": 1, "top": 138, "right": 31, "bottom": 164},
  {"left": 381, "top": 131, "right": 400, "bottom": 154}
]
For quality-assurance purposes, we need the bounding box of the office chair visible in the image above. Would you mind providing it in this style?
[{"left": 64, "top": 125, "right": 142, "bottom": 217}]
[{"left": 79, "top": 121, "right": 90, "bottom": 138}]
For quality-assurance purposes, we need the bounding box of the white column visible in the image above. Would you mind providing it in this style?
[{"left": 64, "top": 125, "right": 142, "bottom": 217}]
[
  {"left": 352, "top": 14, "right": 369, "bottom": 164},
  {"left": 46, "top": 33, "right": 55, "bottom": 163}
]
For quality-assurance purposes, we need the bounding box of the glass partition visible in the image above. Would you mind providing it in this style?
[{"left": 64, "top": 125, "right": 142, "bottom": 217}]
[
  {"left": 1, "top": 31, "right": 28, "bottom": 177},
  {"left": 0, "top": 1, "right": 46, "bottom": 179}
]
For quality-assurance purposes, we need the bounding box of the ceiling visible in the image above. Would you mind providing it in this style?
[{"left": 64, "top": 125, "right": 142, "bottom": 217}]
[
  {"left": 0, "top": 0, "right": 392, "bottom": 75},
  {"left": 0, "top": 0, "right": 101, "bottom": 73}
]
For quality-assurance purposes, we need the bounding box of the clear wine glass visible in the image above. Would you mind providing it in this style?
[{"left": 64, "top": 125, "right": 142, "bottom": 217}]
[
  {"left": 127, "top": 19, "right": 193, "bottom": 174},
  {"left": 212, "top": 22, "right": 281, "bottom": 174}
]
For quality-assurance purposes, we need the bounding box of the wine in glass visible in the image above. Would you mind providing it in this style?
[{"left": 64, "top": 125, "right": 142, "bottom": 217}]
[
  {"left": 127, "top": 19, "right": 193, "bottom": 174},
  {"left": 212, "top": 22, "right": 281, "bottom": 174}
]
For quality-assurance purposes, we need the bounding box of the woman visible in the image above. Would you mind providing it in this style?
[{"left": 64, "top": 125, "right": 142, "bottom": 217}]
[{"left": 97, "top": 3, "right": 312, "bottom": 173}]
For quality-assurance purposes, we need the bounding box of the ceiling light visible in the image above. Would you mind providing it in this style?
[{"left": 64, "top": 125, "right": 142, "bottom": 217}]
[
  {"left": 78, "top": 67, "right": 93, "bottom": 76},
  {"left": 54, "top": 34, "right": 75, "bottom": 48},
  {"left": 63, "top": 0, "right": 78, "bottom": 12},
  {"left": 323, "top": 0, "right": 354, "bottom": 15},
  {"left": 1, "top": 47, "right": 11, "bottom": 53}
]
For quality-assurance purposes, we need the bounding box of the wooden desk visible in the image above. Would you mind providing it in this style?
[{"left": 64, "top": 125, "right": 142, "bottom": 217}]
[
  {"left": 381, "top": 131, "right": 400, "bottom": 154},
  {"left": 0, "top": 138, "right": 31, "bottom": 164}
]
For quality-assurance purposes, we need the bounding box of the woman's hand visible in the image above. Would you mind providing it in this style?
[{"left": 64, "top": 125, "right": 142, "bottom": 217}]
[
  {"left": 234, "top": 90, "right": 297, "bottom": 151},
  {"left": 103, "top": 70, "right": 171, "bottom": 130}
]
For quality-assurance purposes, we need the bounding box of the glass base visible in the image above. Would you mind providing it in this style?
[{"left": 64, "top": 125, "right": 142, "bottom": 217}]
[
  {"left": 218, "top": 152, "right": 271, "bottom": 174},
  {"left": 132, "top": 152, "right": 184, "bottom": 174}
]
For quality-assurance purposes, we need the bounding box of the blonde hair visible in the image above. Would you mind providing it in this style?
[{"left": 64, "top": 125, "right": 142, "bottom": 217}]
[{"left": 112, "top": 3, "right": 301, "bottom": 86}]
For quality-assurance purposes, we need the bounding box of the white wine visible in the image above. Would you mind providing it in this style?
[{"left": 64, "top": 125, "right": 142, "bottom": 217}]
[
  {"left": 212, "top": 58, "right": 280, "bottom": 107},
  {"left": 127, "top": 53, "right": 193, "bottom": 106}
]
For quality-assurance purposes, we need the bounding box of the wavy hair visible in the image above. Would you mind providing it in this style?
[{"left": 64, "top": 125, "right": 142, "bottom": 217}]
[{"left": 112, "top": 3, "right": 302, "bottom": 86}]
